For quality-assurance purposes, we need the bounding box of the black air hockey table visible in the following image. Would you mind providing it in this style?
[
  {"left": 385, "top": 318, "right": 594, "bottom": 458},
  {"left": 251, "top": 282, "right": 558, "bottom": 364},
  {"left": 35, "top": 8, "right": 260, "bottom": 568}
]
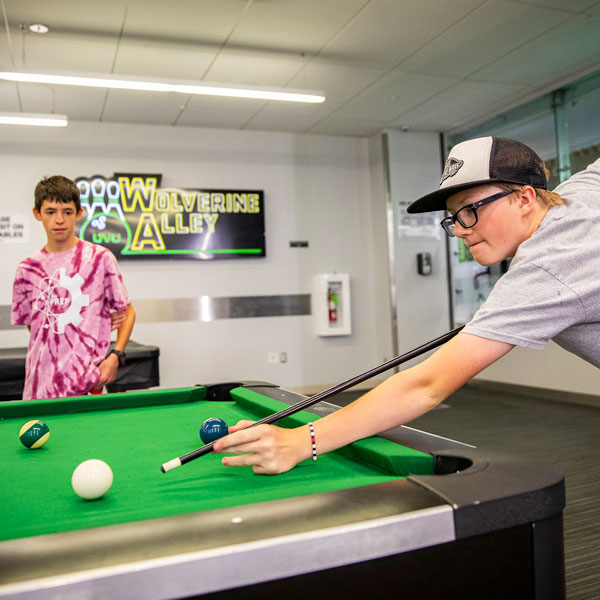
[{"left": 0, "top": 340, "right": 159, "bottom": 400}]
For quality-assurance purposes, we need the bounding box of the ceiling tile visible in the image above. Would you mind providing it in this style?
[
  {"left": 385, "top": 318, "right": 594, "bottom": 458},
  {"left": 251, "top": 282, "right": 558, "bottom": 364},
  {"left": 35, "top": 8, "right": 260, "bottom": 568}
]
[
  {"left": 335, "top": 70, "right": 458, "bottom": 121},
  {"left": 176, "top": 94, "right": 265, "bottom": 129},
  {"left": 100, "top": 89, "right": 185, "bottom": 125},
  {"left": 227, "top": 0, "right": 370, "bottom": 54},
  {"left": 0, "top": 82, "right": 21, "bottom": 111},
  {"left": 319, "top": 0, "right": 486, "bottom": 69},
  {"left": 472, "top": 13, "right": 600, "bottom": 85},
  {"left": 122, "top": 0, "right": 253, "bottom": 45},
  {"left": 394, "top": 79, "right": 525, "bottom": 131},
  {"left": 400, "top": 0, "right": 571, "bottom": 79},
  {"left": 286, "top": 60, "right": 384, "bottom": 103},
  {"left": 11, "top": 33, "right": 118, "bottom": 72},
  {"left": 245, "top": 61, "right": 384, "bottom": 132},
  {"left": 113, "top": 41, "right": 217, "bottom": 80},
  {"left": 242, "top": 102, "right": 330, "bottom": 134},
  {"left": 513, "top": 0, "right": 598, "bottom": 11},
  {"left": 17, "top": 84, "right": 106, "bottom": 121},
  {"left": 204, "top": 51, "right": 306, "bottom": 86}
]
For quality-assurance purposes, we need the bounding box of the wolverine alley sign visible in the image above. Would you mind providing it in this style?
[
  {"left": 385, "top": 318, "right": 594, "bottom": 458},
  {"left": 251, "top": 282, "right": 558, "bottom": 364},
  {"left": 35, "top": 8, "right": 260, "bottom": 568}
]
[{"left": 74, "top": 174, "right": 265, "bottom": 260}]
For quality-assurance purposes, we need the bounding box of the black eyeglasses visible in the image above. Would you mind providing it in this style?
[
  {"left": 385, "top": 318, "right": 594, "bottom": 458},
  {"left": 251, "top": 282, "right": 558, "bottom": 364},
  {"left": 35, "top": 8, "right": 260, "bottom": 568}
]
[{"left": 440, "top": 190, "right": 513, "bottom": 237}]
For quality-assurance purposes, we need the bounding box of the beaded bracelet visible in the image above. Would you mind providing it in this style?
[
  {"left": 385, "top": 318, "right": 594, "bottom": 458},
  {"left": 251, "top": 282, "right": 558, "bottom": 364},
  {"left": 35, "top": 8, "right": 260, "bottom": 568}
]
[{"left": 308, "top": 422, "right": 317, "bottom": 462}]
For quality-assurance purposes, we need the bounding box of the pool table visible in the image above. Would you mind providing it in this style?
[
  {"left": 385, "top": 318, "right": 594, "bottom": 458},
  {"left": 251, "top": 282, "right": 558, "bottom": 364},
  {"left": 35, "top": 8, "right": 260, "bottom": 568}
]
[{"left": 0, "top": 382, "right": 565, "bottom": 599}]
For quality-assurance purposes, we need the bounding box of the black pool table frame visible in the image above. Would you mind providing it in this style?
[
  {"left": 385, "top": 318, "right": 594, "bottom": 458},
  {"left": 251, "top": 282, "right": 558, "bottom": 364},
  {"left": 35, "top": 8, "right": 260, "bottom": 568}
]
[{"left": 0, "top": 382, "right": 565, "bottom": 600}]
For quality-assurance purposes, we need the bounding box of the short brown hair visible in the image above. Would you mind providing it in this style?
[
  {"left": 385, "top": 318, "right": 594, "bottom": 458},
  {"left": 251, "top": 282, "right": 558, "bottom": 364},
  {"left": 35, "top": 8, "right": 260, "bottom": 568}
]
[
  {"left": 34, "top": 176, "right": 81, "bottom": 212},
  {"left": 498, "top": 165, "right": 562, "bottom": 208}
]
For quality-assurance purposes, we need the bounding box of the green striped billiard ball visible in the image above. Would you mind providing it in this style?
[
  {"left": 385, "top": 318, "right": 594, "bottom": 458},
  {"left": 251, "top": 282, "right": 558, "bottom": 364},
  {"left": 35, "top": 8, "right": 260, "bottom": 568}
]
[{"left": 19, "top": 420, "right": 50, "bottom": 449}]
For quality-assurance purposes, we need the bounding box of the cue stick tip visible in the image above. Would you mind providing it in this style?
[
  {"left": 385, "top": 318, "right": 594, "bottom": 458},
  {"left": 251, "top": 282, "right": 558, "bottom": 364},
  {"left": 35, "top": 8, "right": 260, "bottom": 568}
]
[{"left": 161, "top": 457, "right": 182, "bottom": 473}]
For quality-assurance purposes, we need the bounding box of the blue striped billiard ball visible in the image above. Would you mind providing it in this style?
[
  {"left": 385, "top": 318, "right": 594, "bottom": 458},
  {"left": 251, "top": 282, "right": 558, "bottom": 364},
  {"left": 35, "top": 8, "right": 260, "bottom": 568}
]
[{"left": 200, "top": 418, "right": 229, "bottom": 444}]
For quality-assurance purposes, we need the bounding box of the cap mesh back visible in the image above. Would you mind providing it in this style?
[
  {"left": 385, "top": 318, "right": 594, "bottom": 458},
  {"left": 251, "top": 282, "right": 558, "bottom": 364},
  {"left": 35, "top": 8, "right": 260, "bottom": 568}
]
[{"left": 490, "top": 138, "right": 548, "bottom": 189}]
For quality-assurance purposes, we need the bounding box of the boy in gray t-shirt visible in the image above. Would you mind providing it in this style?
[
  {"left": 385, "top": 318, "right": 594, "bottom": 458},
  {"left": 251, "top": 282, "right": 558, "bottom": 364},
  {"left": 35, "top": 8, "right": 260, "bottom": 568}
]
[
  {"left": 210, "top": 137, "right": 600, "bottom": 475},
  {"left": 463, "top": 151, "right": 600, "bottom": 367}
]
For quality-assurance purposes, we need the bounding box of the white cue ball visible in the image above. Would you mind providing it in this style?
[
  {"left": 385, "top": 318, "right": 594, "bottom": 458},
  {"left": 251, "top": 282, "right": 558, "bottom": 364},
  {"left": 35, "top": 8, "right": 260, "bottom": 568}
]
[{"left": 72, "top": 459, "right": 113, "bottom": 500}]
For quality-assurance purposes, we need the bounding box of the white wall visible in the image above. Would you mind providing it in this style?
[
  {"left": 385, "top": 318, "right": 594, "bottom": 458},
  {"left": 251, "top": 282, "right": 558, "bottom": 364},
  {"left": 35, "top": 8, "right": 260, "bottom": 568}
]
[
  {"left": 0, "top": 121, "right": 390, "bottom": 392},
  {"left": 385, "top": 130, "right": 451, "bottom": 365},
  {"left": 476, "top": 343, "right": 600, "bottom": 402}
]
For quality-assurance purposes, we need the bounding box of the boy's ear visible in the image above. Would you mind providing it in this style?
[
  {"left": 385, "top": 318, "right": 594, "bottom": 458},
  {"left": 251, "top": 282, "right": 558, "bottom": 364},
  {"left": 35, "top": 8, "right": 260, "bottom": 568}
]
[
  {"left": 32, "top": 207, "right": 42, "bottom": 221},
  {"left": 518, "top": 186, "right": 537, "bottom": 213}
]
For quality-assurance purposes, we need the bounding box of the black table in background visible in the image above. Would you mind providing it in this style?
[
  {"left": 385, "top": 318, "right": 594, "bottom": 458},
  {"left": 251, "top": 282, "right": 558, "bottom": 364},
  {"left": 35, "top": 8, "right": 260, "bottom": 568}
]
[{"left": 0, "top": 341, "right": 159, "bottom": 400}]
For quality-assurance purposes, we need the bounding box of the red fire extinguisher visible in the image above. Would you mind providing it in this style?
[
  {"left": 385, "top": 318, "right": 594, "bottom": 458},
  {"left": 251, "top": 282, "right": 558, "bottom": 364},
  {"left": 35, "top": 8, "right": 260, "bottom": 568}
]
[{"left": 328, "top": 288, "right": 338, "bottom": 323}]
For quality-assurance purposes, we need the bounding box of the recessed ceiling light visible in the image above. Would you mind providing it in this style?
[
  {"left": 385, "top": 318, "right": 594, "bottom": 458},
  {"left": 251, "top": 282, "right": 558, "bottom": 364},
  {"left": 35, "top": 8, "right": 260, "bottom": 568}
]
[{"left": 29, "top": 24, "right": 49, "bottom": 34}]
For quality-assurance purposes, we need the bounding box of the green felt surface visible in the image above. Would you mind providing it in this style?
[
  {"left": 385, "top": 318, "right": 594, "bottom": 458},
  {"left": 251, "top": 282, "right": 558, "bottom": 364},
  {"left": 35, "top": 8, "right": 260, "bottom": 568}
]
[{"left": 0, "top": 387, "right": 433, "bottom": 542}]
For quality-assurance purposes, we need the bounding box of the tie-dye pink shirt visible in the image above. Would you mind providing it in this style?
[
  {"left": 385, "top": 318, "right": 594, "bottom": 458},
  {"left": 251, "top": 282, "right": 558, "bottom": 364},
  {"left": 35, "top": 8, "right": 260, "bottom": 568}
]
[{"left": 11, "top": 240, "right": 130, "bottom": 400}]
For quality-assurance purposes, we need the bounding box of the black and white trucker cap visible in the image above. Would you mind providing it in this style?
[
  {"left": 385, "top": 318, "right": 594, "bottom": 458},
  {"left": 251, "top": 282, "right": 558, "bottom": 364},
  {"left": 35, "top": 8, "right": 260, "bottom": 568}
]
[{"left": 407, "top": 136, "right": 548, "bottom": 214}]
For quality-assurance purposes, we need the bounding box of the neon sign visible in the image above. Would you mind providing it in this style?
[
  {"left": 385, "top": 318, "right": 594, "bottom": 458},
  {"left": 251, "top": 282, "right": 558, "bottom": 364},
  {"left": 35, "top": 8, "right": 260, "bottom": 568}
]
[{"left": 74, "top": 173, "right": 265, "bottom": 260}]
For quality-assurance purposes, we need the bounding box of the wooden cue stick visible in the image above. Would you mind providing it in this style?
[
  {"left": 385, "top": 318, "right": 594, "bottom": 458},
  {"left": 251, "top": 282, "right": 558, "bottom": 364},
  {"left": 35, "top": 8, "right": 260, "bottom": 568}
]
[{"left": 161, "top": 324, "right": 465, "bottom": 473}]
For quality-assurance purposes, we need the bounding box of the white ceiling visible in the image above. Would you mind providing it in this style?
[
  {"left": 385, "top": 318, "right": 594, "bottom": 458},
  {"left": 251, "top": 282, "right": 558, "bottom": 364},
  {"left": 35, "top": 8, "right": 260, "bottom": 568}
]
[{"left": 1, "top": 0, "right": 599, "bottom": 137}]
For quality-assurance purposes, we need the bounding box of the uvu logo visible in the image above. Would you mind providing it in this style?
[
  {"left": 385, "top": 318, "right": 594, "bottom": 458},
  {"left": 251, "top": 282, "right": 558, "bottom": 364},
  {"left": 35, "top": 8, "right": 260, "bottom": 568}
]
[{"left": 92, "top": 232, "right": 122, "bottom": 243}]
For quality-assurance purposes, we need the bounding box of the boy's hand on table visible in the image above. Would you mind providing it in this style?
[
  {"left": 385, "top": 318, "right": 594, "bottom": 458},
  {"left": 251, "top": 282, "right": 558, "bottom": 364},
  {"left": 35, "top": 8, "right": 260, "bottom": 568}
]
[{"left": 213, "top": 421, "right": 310, "bottom": 475}]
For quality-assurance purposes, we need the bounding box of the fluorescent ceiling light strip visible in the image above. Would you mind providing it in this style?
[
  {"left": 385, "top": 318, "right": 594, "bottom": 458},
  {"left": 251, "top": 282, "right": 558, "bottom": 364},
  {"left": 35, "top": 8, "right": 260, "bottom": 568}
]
[
  {"left": 0, "top": 111, "right": 68, "bottom": 127},
  {"left": 0, "top": 72, "right": 325, "bottom": 104}
]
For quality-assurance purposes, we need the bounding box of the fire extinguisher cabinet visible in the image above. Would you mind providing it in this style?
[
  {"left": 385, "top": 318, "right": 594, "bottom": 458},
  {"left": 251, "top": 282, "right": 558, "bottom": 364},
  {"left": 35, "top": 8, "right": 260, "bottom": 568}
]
[{"left": 314, "top": 273, "right": 352, "bottom": 336}]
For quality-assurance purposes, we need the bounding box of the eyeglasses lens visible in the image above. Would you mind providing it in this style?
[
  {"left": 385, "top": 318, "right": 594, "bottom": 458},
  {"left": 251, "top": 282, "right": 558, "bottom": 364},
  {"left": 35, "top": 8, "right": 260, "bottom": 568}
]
[
  {"left": 443, "top": 220, "right": 455, "bottom": 236},
  {"left": 456, "top": 206, "right": 477, "bottom": 227}
]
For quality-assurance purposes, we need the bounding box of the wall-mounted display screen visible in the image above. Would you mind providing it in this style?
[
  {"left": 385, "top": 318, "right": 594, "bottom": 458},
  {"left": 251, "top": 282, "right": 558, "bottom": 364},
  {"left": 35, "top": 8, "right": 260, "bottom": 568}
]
[{"left": 74, "top": 173, "right": 265, "bottom": 260}]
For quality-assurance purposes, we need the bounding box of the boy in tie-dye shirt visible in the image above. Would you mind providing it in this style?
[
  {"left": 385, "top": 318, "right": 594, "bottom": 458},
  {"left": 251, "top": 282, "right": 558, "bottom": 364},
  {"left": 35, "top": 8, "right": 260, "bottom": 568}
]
[{"left": 11, "top": 175, "right": 136, "bottom": 400}]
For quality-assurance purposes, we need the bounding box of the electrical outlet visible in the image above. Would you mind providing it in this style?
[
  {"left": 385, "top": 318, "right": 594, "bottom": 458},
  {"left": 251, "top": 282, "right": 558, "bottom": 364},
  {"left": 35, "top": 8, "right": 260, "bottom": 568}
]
[
  {"left": 268, "top": 352, "right": 279, "bottom": 364},
  {"left": 280, "top": 352, "right": 287, "bottom": 363}
]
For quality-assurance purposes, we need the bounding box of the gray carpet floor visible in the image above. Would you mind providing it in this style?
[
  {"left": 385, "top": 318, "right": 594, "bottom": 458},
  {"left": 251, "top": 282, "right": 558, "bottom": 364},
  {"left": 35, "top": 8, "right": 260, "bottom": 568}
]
[{"left": 330, "top": 383, "right": 600, "bottom": 600}]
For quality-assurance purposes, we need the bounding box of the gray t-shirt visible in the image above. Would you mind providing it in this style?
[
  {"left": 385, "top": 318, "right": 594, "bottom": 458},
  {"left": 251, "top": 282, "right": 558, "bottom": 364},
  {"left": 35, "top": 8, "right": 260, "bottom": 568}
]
[{"left": 463, "top": 157, "right": 600, "bottom": 368}]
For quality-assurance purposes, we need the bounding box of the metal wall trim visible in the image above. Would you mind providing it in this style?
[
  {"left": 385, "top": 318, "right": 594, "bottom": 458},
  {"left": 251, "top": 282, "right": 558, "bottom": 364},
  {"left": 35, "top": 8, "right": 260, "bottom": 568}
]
[
  {"left": 0, "top": 306, "right": 11, "bottom": 331},
  {"left": 0, "top": 295, "right": 311, "bottom": 329},
  {"left": 381, "top": 132, "right": 400, "bottom": 362}
]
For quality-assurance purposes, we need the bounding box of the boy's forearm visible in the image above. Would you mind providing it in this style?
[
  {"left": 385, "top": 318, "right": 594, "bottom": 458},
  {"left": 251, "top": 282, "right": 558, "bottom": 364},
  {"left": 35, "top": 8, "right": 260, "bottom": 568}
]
[
  {"left": 310, "top": 369, "right": 442, "bottom": 457},
  {"left": 114, "top": 304, "right": 136, "bottom": 351},
  {"left": 311, "top": 332, "right": 514, "bottom": 458}
]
